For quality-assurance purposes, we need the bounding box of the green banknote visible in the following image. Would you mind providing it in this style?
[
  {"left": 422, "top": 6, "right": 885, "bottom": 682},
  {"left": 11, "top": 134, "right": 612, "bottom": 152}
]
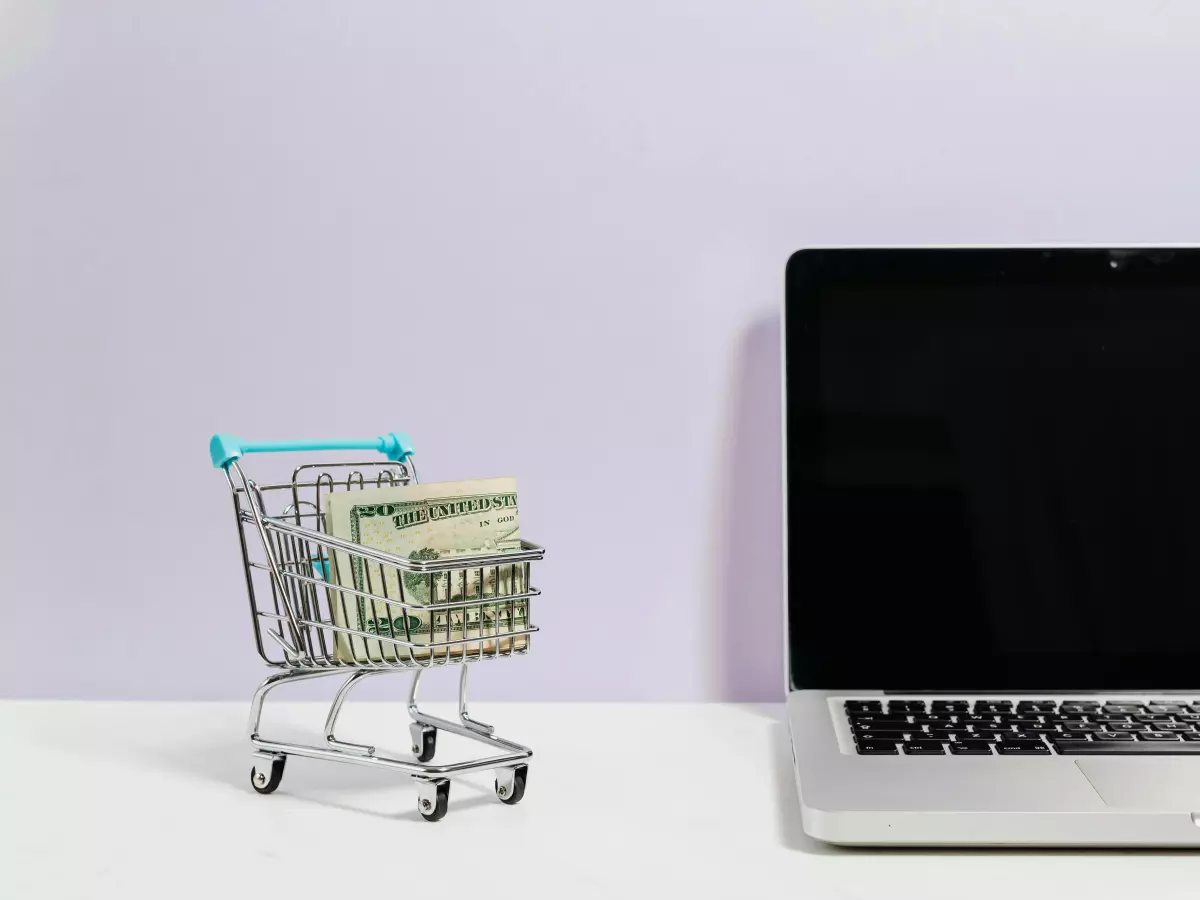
[{"left": 322, "top": 478, "right": 527, "bottom": 663}]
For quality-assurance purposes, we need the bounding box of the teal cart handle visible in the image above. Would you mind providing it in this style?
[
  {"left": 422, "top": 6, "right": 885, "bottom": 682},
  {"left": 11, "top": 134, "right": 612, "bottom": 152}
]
[{"left": 210, "top": 433, "right": 415, "bottom": 468}]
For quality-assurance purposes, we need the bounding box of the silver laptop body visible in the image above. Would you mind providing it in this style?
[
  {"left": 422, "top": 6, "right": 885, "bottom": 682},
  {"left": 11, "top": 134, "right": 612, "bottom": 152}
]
[{"left": 784, "top": 247, "right": 1200, "bottom": 847}]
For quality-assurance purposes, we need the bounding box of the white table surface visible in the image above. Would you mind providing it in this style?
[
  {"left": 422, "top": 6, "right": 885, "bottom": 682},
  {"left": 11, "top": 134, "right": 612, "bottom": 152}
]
[{"left": 2, "top": 700, "right": 1197, "bottom": 899}]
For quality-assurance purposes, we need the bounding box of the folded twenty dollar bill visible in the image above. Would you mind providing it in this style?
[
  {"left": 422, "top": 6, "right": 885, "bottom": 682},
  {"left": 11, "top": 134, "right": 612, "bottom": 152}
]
[{"left": 321, "top": 478, "right": 528, "bottom": 663}]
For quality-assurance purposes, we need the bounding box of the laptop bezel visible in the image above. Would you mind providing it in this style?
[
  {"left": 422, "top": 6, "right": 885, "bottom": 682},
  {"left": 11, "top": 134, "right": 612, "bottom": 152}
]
[{"left": 782, "top": 244, "right": 1200, "bottom": 696}]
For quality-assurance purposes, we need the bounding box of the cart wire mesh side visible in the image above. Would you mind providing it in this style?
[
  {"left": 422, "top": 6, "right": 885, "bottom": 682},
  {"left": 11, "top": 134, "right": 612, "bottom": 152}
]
[{"left": 211, "top": 432, "right": 544, "bottom": 820}]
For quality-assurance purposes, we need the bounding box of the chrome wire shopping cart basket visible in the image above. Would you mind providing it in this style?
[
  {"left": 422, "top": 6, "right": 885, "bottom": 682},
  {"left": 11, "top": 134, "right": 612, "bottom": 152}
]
[{"left": 209, "top": 432, "right": 545, "bottom": 821}]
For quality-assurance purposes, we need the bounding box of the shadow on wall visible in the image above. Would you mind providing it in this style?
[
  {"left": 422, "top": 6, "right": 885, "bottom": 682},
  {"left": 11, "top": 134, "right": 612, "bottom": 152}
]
[{"left": 715, "top": 311, "right": 783, "bottom": 701}]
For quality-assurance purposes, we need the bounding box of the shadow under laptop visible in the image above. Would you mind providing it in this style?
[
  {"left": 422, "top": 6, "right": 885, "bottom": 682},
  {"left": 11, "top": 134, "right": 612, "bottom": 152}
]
[
  {"left": 769, "top": 719, "right": 842, "bottom": 855},
  {"left": 713, "top": 311, "right": 783, "bottom": 705}
]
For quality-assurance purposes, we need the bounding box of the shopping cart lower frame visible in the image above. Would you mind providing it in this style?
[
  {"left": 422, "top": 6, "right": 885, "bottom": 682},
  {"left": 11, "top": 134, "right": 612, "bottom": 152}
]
[{"left": 210, "top": 432, "right": 545, "bottom": 821}]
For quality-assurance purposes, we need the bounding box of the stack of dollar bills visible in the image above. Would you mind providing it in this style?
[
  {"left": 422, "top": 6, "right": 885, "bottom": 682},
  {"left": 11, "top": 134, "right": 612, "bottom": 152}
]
[{"left": 322, "top": 478, "right": 528, "bottom": 663}]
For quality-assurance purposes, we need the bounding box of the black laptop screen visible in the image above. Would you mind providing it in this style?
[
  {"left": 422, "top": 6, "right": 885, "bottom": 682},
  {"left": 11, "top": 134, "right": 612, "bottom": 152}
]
[{"left": 786, "top": 249, "right": 1200, "bottom": 691}]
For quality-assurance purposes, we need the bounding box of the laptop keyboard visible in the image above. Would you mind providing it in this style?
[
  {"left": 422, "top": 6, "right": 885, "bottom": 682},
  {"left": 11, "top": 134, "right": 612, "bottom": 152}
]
[{"left": 846, "top": 699, "right": 1200, "bottom": 755}]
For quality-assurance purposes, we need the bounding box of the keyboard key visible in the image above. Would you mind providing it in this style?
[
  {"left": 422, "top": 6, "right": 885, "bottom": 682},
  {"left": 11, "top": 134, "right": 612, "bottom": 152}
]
[
  {"left": 1182, "top": 733, "right": 1200, "bottom": 741},
  {"left": 1046, "top": 714, "right": 1087, "bottom": 724},
  {"left": 912, "top": 715, "right": 954, "bottom": 725},
  {"left": 1147, "top": 704, "right": 1187, "bottom": 714},
  {"left": 845, "top": 700, "right": 884, "bottom": 712},
  {"left": 888, "top": 701, "right": 926, "bottom": 713},
  {"left": 1017, "top": 701, "right": 1057, "bottom": 713},
  {"left": 1093, "top": 732, "right": 1136, "bottom": 742},
  {"left": 1055, "top": 741, "right": 1200, "bottom": 755},
  {"left": 1063, "top": 722, "right": 1104, "bottom": 732},
  {"left": 1092, "top": 715, "right": 1132, "bottom": 723},
  {"left": 932, "top": 701, "right": 970, "bottom": 713},
  {"left": 1060, "top": 702, "right": 1101, "bottom": 713},
  {"left": 1103, "top": 704, "right": 1143, "bottom": 714},
  {"left": 960, "top": 716, "right": 1001, "bottom": 726},
  {"left": 1154, "top": 723, "right": 1194, "bottom": 732},
  {"left": 856, "top": 741, "right": 900, "bottom": 755},
  {"left": 949, "top": 742, "right": 994, "bottom": 755},
  {"left": 1051, "top": 733, "right": 1092, "bottom": 742},
  {"left": 1176, "top": 714, "right": 1200, "bottom": 724},
  {"left": 996, "top": 721, "right": 1026, "bottom": 730},
  {"left": 1135, "top": 715, "right": 1173, "bottom": 724},
  {"left": 1023, "top": 725, "right": 1062, "bottom": 734},
  {"left": 997, "top": 743, "right": 1050, "bottom": 755},
  {"left": 1107, "top": 722, "right": 1149, "bottom": 732},
  {"left": 853, "top": 729, "right": 910, "bottom": 741},
  {"left": 849, "top": 714, "right": 912, "bottom": 725},
  {"left": 1139, "top": 732, "right": 1181, "bottom": 741},
  {"left": 968, "top": 731, "right": 1004, "bottom": 741},
  {"left": 927, "top": 727, "right": 970, "bottom": 738},
  {"left": 903, "top": 741, "right": 946, "bottom": 755},
  {"left": 1007, "top": 718, "right": 1043, "bottom": 728},
  {"left": 1007, "top": 732, "right": 1046, "bottom": 742},
  {"left": 974, "top": 701, "right": 1013, "bottom": 713}
]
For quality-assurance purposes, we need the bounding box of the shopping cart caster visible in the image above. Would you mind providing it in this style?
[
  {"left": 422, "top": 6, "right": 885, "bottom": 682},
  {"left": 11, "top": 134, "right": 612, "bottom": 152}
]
[
  {"left": 410, "top": 723, "right": 437, "bottom": 762},
  {"left": 250, "top": 754, "right": 286, "bottom": 794},
  {"left": 495, "top": 764, "right": 527, "bottom": 805},
  {"left": 416, "top": 778, "right": 450, "bottom": 822}
]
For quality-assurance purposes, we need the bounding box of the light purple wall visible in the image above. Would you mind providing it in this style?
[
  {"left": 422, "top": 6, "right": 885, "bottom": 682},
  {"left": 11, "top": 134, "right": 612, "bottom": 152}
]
[{"left": 3, "top": 1, "right": 1199, "bottom": 700}]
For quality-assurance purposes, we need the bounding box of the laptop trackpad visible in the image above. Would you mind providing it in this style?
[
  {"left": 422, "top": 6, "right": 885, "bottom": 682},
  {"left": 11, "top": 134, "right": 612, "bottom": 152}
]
[{"left": 1077, "top": 758, "right": 1200, "bottom": 810}]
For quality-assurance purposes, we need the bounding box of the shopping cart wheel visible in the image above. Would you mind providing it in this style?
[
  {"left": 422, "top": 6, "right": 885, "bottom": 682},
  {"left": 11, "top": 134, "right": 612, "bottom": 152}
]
[
  {"left": 417, "top": 778, "right": 450, "bottom": 822},
  {"left": 495, "top": 764, "right": 527, "bottom": 805},
  {"left": 250, "top": 755, "right": 286, "bottom": 794},
  {"left": 411, "top": 723, "right": 437, "bottom": 762}
]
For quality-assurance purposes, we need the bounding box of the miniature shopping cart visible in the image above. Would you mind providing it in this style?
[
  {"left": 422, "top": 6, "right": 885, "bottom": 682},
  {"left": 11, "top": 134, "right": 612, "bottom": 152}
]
[{"left": 209, "top": 432, "right": 544, "bottom": 821}]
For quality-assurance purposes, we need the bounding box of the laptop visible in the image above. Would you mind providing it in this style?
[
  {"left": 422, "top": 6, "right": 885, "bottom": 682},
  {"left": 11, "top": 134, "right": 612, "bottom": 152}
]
[{"left": 784, "top": 246, "right": 1200, "bottom": 847}]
